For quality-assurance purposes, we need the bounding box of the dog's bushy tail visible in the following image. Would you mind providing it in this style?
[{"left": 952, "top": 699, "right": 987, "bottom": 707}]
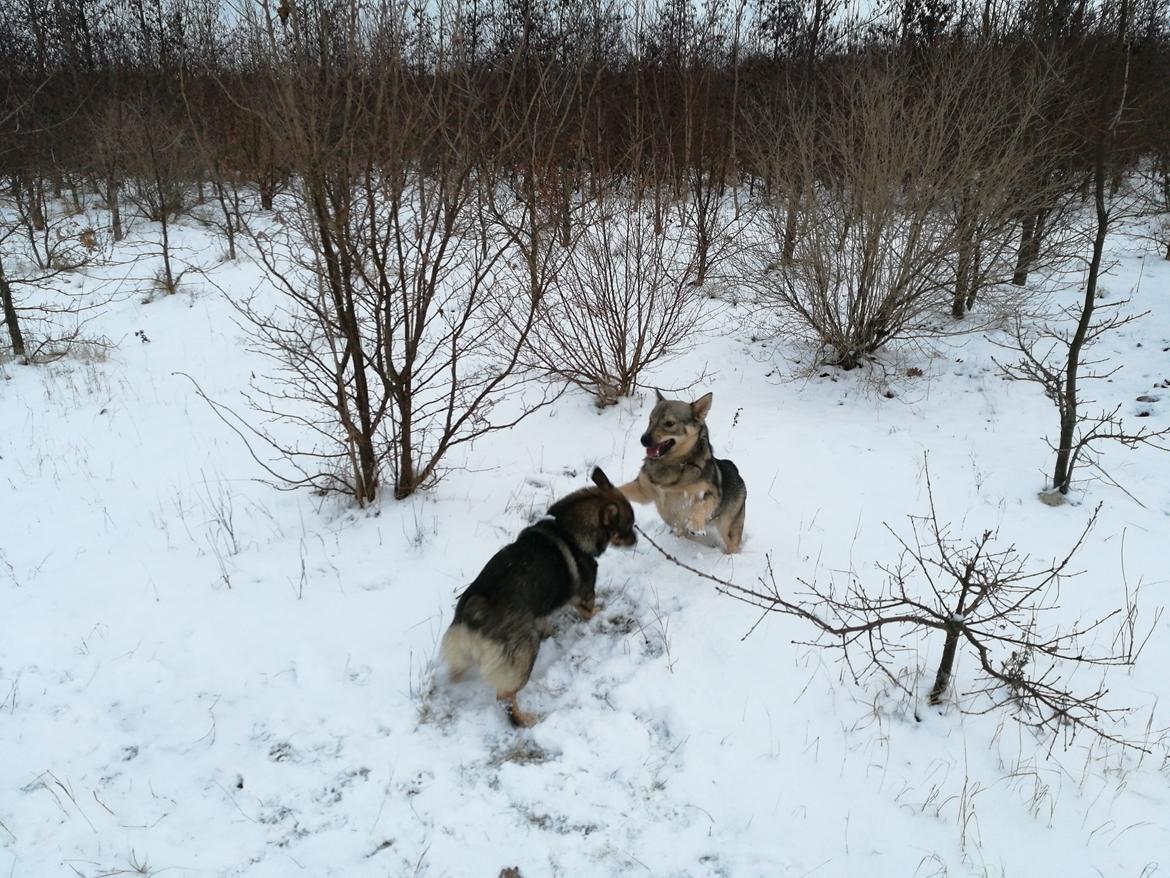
[{"left": 440, "top": 595, "right": 493, "bottom": 677}]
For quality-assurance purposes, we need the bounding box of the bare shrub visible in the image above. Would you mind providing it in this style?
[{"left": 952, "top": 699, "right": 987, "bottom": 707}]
[
  {"left": 639, "top": 468, "right": 1158, "bottom": 751},
  {"left": 994, "top": 273, "right": 1170, "bottom": 501},
  {"left": 739, "top": 54, "right": 1056, "bottom": 367},
  {"left": 123, "top": 106, "right": 194, "bottom": 294},
  {"left": 227, "top": 0, "right": 552, "bottom": 503},
  {"left": 522, "top": 192, "right": 702, "bottom": 406},
  {"left": 0, "top": 191, "right": 111, "bottom": 363}
]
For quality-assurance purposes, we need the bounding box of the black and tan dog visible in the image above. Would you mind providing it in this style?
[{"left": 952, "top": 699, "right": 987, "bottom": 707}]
[
  {"left": 620, "top": 390, "right": 747, "bottom": 554},
  {"left": 440, "top": 467, "right": 636, "bottom": 727}
]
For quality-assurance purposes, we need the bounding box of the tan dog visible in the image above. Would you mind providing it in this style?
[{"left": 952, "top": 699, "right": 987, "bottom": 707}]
[{"left": 620, "top": 391, "right": 746, "bottom": 554}]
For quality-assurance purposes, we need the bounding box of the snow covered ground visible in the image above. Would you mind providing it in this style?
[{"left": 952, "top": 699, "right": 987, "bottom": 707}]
[{"left": 2, "top": 205, "right": 1169, "bottom": 878}]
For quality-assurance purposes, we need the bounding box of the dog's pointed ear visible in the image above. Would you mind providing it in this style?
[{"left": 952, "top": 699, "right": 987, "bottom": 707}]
[
  {"left": 691, "top": 392, "right": 713, "bottom": 421},
  {"left": 591, "top": 467, "right": 614, "bottom": 490},
  {"left": 654, "top": 388, "right": 666, "bottom": 404}
]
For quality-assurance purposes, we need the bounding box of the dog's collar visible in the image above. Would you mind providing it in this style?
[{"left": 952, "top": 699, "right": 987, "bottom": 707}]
[{"left": 532, "top": 517, "right": 581, "bottom": 590}]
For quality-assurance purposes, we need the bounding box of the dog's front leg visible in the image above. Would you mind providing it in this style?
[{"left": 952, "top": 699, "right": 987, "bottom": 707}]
[
  {"left": 687, "top": 491, "right": 718, "bottom": 533},
  {"left": 619, "top": 477, "right": 654, "bottom": 504}
]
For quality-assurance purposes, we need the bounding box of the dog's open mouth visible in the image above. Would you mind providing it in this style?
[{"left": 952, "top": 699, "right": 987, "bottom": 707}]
[{"left": 645, "top": 439, "right": 675, "bottom": 459}]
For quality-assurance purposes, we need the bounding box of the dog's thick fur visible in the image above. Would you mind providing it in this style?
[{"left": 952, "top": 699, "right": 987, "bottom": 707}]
[
  {"left": 620, "top": 390, "right": 747, "bottom": 554},
  {"left": 440, "top": 467, "right": 636, "bottom": 727}
]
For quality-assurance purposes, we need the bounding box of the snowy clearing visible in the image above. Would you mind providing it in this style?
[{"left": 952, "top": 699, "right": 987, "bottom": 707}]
[{"left": 3, "top": 209, "right": 1170, "bottom": 878}]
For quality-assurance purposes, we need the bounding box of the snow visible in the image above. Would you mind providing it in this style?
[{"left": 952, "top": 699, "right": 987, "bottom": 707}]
[{"left": 2, "top": 205, "right": 1169, "bottom": 877}]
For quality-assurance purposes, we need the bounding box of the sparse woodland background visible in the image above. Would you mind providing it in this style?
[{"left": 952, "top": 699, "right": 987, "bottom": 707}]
[{"left": 1, "top": 0, "right": 1169, "bottom": 504}]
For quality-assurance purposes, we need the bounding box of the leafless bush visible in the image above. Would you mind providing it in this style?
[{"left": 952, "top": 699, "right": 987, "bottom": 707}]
[
  {"left": 994, "top": 290, "right": 1170, "bottom": 501},
  {"left": 0, "top": 192, "right": 111, "bottom": 363},
  {"left": 638, "top": 469, "right": 1158, "bottom": 751},
  {"left": 739, "top": 68, "right": 955, "bottom": 367},
  {"left": 224, "top": 0, "right": 554, "bottom": 503},
  {"left": 739, "top": 54, "right": 1059, "bottom": 367},
  {"left": 122, "top": 109, "right": 192, "bottom": 294},
  {"left": 522, "top": 193, "right": 703, "bottom": 406}
]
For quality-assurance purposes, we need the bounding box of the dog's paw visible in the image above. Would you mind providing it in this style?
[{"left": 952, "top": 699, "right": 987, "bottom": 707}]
[
  {"left": 686, "top": 513, "right": 710, "bottom": 533},
  {"left": 508, "top": 708, "right": 539, "bottom": 728}
]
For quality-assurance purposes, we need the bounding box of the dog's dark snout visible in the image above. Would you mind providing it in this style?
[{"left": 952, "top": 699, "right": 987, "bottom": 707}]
[{"left": 640, "top": 433, "right": 652, "bottom": 447}]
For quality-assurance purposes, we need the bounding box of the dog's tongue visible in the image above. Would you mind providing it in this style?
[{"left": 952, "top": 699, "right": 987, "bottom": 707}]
[{"left": 646, "top": 442, "right": 666, "bottom": 459}]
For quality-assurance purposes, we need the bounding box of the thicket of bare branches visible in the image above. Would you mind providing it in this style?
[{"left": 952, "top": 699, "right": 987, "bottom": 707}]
[{"left": 2, "top": 0, "right": 1168, "bottom": 501}]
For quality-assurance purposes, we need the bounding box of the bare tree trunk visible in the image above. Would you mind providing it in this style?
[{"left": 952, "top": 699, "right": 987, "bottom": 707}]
[
  {"left": 396, "top": 395, "right": 414, "bottom": 500},
  {"left": 1052, "top": 144, "right": 1108, "bottom": 494},
  {"left": 696, "top": 222, "right": 711, "bottom": 284},
  {"left": 967, "top": 241, "right": 982, "bottom": 311},
  {"left": 158, "top": 202, "right": 176, "bottom": 291},
  {"left": 782, "top": 194, "right": 799, "bottom": 265},
  {"left": 558, "top": 160, "right": 573, "bottom": 248},
  {"left": 692, "top": 172, "right": 712, "bottom": 285},
  {"left": 212, "top": 177, "right": 237, "bottom": 260},
  {"left": 952, "top": 188, "right": 975, "bottom": 318},
  {"left": 952, "top": 240, "right": 973, "bottom": 318},
  {"left": 1012, "top": 211, "right": 1036, "bottom": 285},
  {"left": 107, "top": 176, "right": 123, "bottom": 242},
  {"left": 0, "top": 263, "right": 26, "bottom": 359},
  {"left": 1051, "top": 0, "right": 1131, "bottom": 494},
  {"left": 144, "top": 127, "right": 177, "bottom": 292},
  {"left": 929, "top": 620, "right": 963, "bottom": 704},
  {"left": 24, "top": 176, "right": 46, "bottom": 231},
  {"left": 651, "top": 173, "right": 667, "bottom": 236},
  {"left": 311, "top": 186, "right": 379, "bottom": 504}
]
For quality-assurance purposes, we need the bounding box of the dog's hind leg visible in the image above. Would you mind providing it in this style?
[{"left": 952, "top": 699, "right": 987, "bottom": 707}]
[
  {"left": 486, "top": 628, "right": 540, "bottom": 728},
  {"left": 501, "top": 691, "right": 537, "bottom": 728}
]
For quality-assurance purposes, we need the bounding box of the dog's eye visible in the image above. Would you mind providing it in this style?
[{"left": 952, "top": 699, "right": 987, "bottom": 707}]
[{"left": 663, "top": 420, "right": 675, "bottom": 427}]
